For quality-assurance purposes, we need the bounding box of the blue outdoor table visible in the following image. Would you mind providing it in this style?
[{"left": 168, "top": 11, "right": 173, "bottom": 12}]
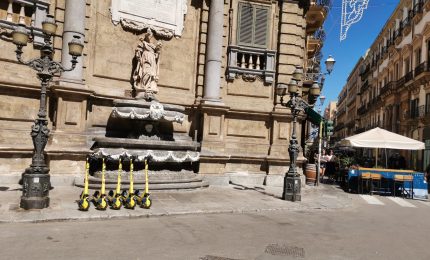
[{"left": 347, "top": 167, "right": 428, "bottom": 199}]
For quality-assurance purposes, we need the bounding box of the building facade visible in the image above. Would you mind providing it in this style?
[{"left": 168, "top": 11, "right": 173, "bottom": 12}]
[
  {"left": 0, "top": 0, "right": 330, "bottom": 186},
  {"left": 324, "top": 101, "right": 336, "bottom": 121},
  {"left": 335, "top": 0, "right": 430, "bottom": 171}
]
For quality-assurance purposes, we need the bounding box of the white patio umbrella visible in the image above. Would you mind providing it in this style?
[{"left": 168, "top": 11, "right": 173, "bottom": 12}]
[{"left": 341, "top": 127, "right": 425, "bottom": 167}]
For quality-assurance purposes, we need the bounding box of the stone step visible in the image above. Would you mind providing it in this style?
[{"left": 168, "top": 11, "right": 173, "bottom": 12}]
[{"left": 87, "top": 175, "right": 205, "bottom": 185}]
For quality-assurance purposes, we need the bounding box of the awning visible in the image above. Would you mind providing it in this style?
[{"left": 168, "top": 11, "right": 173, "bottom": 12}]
[
  {"left": 305, "top": 107, "right": 324, "bottom": 125},
  {"left": 341, "top": 127, "right": 425, "bottom": 150}
]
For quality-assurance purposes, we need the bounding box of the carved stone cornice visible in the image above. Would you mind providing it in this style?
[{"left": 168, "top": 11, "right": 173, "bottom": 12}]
[
  {"left": 423, "top": 22, "right": 430, "bottom": 37},
  {"left": 401, "top": 44, "right": 412, "bottom": 56},
  {"left": 120, "top": 19, "right": 174, "bottom": 39}
]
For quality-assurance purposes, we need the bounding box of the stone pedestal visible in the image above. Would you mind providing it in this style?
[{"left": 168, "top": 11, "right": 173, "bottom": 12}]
[{"left": 20, "top": 171, "right": 50, "bottom": 209}]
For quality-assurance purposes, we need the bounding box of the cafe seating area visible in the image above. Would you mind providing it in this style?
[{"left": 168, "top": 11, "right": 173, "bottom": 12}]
[{"left": 347, "top": 167, "right": 427, "bottom": 199}]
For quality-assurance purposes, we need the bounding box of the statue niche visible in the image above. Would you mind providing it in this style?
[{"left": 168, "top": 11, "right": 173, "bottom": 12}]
[{"left": 131, "top": 30, "right": 162, "bottom": 101}]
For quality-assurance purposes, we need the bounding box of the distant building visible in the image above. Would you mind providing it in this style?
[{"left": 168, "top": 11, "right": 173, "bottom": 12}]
[
  {"left": 335, "top": 0, "right": 430, "bottom": 171},
  {"left": 324, "top": 101, "right": 337, "bottom": 121}
]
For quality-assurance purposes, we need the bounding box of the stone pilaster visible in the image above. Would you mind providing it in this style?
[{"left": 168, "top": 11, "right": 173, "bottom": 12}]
[
  {"left": 276, "top": 1, "right": 306, "bottom": 86},
  {"left": 199, "top": 103, "right": 230, "bottom": 174},
  {"left": 202, "top": 0, "right": 224, "bottom": 104},
  {"left": 60, "top": 0, "right": 86, "bottom": 84}
]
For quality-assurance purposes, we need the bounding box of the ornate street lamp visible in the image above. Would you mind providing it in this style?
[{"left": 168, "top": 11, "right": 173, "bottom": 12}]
[
  {"left": 11, "top": 15, "right": 84, "bottom": 209},
  {"left": 325, "top": 55, "right": 336, "bottom": 75},
  {"left": 277, "top": 67, "right": 320, "bottom": 201}
]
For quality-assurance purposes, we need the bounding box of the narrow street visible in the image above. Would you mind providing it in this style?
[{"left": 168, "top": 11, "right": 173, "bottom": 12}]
[{"left": 1, "top": 193, "right": 429, "bottom": 260}]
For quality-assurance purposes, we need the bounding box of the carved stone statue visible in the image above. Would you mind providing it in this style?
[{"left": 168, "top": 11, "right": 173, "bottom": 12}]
[{"left": 132, "top": 30, "right": 162, "bottom": 100}]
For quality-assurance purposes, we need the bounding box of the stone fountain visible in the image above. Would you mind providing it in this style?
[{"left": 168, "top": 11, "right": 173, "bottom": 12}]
[{"left": 77, "top": 30, "right": 207, "bottom": 190}]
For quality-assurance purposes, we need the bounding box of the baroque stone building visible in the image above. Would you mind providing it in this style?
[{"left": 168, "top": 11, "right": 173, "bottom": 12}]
[
  {"left": 0, "top": 0, "right": 330, "bottom": 187},
  {"left": 335, "top": 0, "right": 430, "bottom": 171}
]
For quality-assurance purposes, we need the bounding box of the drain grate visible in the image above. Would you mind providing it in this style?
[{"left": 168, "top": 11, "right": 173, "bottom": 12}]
[
  {"left": 200, "top": 256, "right": 240, "bottom": 260},
  {"left": 264, "top": 244, "right": 305, "bottom": 258}
]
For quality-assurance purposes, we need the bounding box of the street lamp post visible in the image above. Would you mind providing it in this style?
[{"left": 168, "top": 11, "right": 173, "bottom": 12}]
[
  {"left": 11, "top": 15, "right": 84, "bottom": 209},
  {"left": 277, "top": 67, "right": 321, "bottom": 201}
]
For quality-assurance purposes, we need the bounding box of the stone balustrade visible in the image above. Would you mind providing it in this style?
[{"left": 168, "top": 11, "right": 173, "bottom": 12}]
[
  {"left": 227, "top": 45, "right": 276, "bottom": 84},
  {"left": 0, "top": 0, "right": 49, "bottom": 45}
]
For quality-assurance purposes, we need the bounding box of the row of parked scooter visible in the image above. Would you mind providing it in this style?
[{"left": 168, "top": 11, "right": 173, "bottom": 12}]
[{"left": 77, "top": 157, "right": 152, "bottom": 211}]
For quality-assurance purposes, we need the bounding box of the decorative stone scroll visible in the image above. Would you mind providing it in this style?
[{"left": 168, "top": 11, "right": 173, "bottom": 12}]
[
  {"left": 111, "top": 0, "right": 188, "bottom": 39},
  {"left": 111, "top": 101, "right": 185, "bottom": 123}
]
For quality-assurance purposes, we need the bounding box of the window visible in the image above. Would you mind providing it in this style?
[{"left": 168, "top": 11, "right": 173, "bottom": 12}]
[
  {"left": 404, "top": 57, "right": 410, "bottom": 73},
  {"left": 237, "top": 2, "right": 270, "bottom": 48},
  {"left": 410, "top": 98, "right": 419, "bottom": 118},
  {"left": 395, "top": 62, "right": 399, "bottom": 80},
  {"left": 426, "top": 93, "right": 430, "bottom": 114},
  {"left": 415, "top": 48, "right": 421, "bottom": 67}
]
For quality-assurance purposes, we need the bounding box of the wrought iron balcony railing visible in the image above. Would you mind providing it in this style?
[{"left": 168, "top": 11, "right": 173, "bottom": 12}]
[
  {"left": 405, "top": 70, "right": 414, "bottom": 82},
  {"left": 413, "top": 0, "right": 424, "bottom": 16},
  {"left": 401, "top": 12, "right": 412, "bottom": 28},
  {"left": 380, "top": 81, "right": 395, "bottom": 96},
  {"left": 357, "top": 104, "right": 368, "bottom": 115},
  {"left": 414, "top": 61, "right": 430, "bottom": 77}
]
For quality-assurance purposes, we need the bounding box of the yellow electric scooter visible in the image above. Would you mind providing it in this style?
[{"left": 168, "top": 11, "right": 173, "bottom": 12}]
[
  {"left": 123, "top": 158, "right": 137, "bottom": 209},
  {"left": 107, "top": 158, "right": 123, "bottom": 210},
  {"left": 137, "top": 159, "right": 152, "bottom": 209},
  {"left": 78, "top": 157, "right": 90, "bottom": 211},
  {"left": 93, "top": 158, "right": 108, "bottom": 210}
]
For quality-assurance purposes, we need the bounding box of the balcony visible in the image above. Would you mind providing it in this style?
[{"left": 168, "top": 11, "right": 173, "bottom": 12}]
[
  {"left": 361, "top": 81, "right": 370, "bottom": 93},
  {"left": 360, "top": 65, "right": 370, "bottom": 80},
  {"left": 380, "top": 81, "right": 395, "bottom": 97},
  {"left": 413, "top": 61, "right": 430, "bottom": 86},
  {"left": 396, "top": 76, "right": 406, "bottom": 91},
  {"left": 307, "top": 29, "right": 325, "bottom": 57},
  {"left": 405, "top": 70, "right": 414, "bottom": 85},
  {"left": 346, "top": 120, "right": 355, "bottom": 129},
  {"left": 368, "top": 96, "right": 381, "bottom": 109},
  {"left": 355, "top": 127, "right": 366, "bottom": 134},
  {"left": 334, "top": 122, "right": 344, "bottom": 132},
  {"left": 357, "top": 104, "right": 368, "bottom": 115},
  {"left": 394, "top": 26, "right": 403, "bottom": 45},
  {"left": 336, "top": 108, "right": 346, "bottom": 117},
  {"left": 412, "top": 0, "right": 424, "bottom": 23},
  {"left": 306, "top": 0, "right": 331, "bottom": 34},
  {"left": 381, "top": 46, "right": 388, "bottom": 60},
  {"left": 406, "top": 104, "right": 429, "bottom": 121},
  {"left": 0, "top": 0, "right": 50, "bottom": 46},
  {"left": 227, "top": 45, "right": 276, "bottom": 84},
  {"left": 402, "top": 12, "right": 412, "bottom": 36}
]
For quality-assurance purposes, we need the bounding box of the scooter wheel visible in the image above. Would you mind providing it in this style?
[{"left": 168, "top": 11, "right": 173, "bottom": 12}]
[
  {"left": 78, "top": 198, "right": 90, "bottom": 211},
  {"left": 141, "top": 197, "right": 152, "bottom": 209},
  {"left": 125, "top": 196, "right": 137, "bottom": 209},
  {"left": 111, "top": 198, "right": 122, "bottom": 210},
  {"left": 96, "top": 198, "right": 108, "bottom": 211}
]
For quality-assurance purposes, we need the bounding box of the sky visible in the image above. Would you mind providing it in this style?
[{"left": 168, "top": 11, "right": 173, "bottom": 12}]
[{"left": 319, "top": 0, "right": 400, "bottom": 110}]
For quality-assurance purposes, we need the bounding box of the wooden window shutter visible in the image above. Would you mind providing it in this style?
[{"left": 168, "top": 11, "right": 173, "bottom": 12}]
[
  {"left": 237, "top": 2, "right": 270, "bottom": 48},
  {"left": 253, "top": 6, "right": 269, "bottom": 48},
  {"left": 238, "top": 2, "right": 253, "bottom": 46}
]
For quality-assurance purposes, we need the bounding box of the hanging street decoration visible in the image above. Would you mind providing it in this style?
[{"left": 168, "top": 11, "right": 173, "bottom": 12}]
[{"left": 340, "top": 0, "right": 370, "bottom": 41}]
